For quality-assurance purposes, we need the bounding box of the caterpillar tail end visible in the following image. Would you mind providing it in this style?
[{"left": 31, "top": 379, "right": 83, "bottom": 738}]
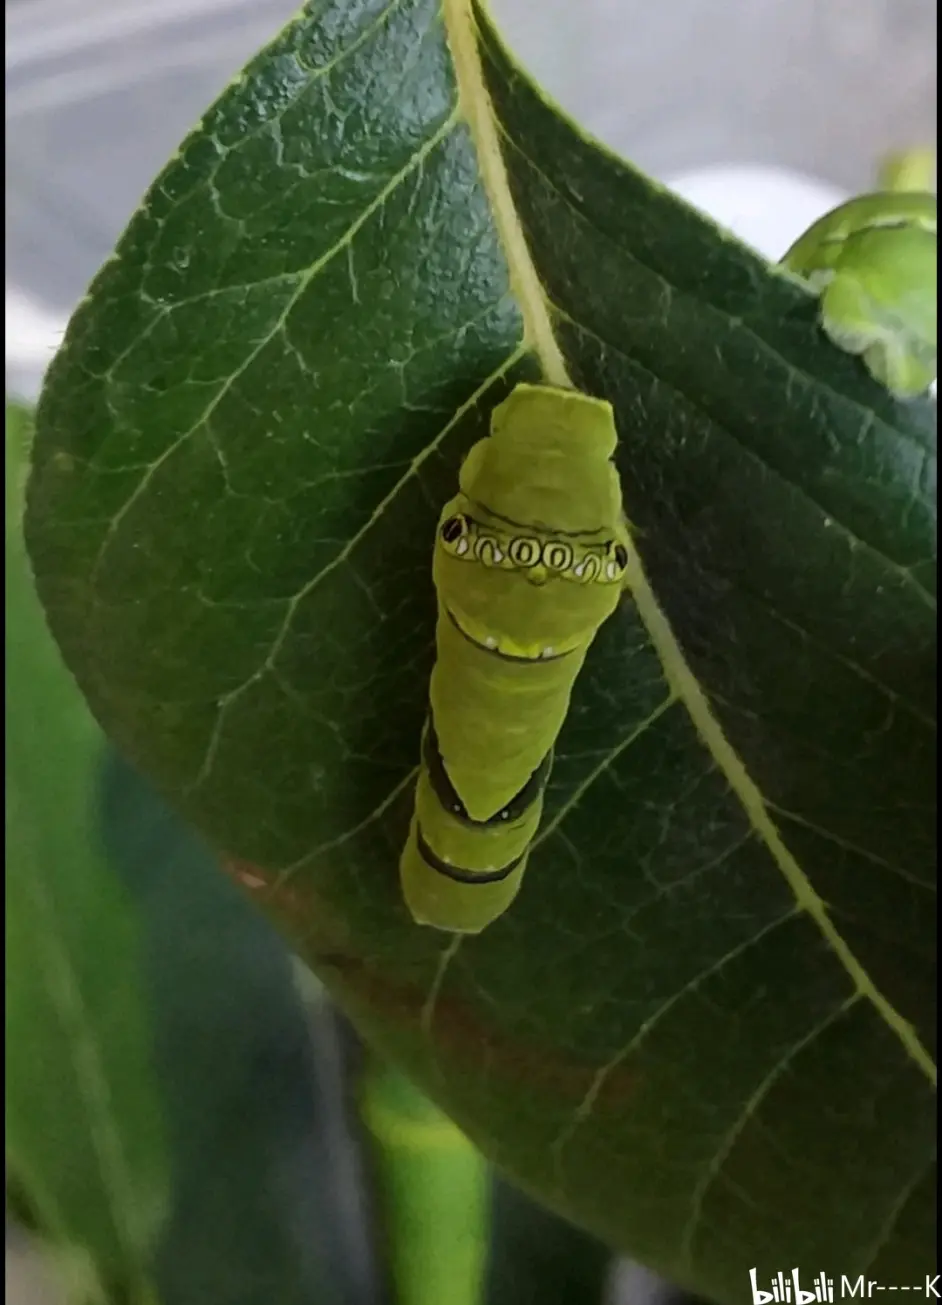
[
  {"left": 818, "top": 275, "right": 937, "bottom": 399},
  {"left": 877, "top": 147, "right": 936, "bottom": 194},
  {"left": 399, "top": 816, "right": 526, "bottom": 936}
]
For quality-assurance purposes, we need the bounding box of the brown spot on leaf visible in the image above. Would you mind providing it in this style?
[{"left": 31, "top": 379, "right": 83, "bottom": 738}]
[
  {"left": 222, "top": 861, "right": 639, "bottom": 1118},
  {"left": 314, "top": 949, "right": 640, "bottom": 1116}
]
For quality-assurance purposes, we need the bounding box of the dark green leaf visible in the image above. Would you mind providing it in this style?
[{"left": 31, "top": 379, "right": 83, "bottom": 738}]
[
  {"left": 23, "top": 3, "right": 937, "bottom": 1302},
  {"left": 6, "top": 400, "right": 168, "bottom": 1301}
]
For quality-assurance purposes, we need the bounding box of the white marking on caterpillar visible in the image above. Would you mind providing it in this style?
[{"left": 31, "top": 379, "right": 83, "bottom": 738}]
[
  {"left": 485, "top": 636, "right": 498, "bottom": 649},
  {"left": 606, "top": 561, "right": 618, "bottom": 578},
  {"left": 456, "top": 539, "right": 469, "bottom": 555}
]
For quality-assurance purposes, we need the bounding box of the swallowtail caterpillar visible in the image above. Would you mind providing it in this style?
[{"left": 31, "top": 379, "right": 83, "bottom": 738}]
[
  {"left": 780, "top": 162, "right": 937, "bottom": 398},
  {"left": 400, "top": 383, "right": 630, "bottom": 935}
]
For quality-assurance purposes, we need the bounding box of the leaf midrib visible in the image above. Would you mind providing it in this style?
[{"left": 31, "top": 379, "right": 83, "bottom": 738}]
[
  {"left": 445, "top": 0, "right": 937, "bottom": 1086},
  {"left": 489, "top": 116, "right": 933, "bottom": 603}
]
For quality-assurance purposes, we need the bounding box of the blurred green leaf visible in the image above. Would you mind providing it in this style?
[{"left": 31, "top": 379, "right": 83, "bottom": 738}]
[
  {"left": 98, "top": 748, "right": 364, "bottom": 1305},
  {"left": 6, "top": 400, "right": 168, "bottom": 1302},
  {"left": 22, "top": 2, "right": 936, "bottom": 1302},
  {"left": 8, "top": 395, "right": 369, "bottom": 1303}
]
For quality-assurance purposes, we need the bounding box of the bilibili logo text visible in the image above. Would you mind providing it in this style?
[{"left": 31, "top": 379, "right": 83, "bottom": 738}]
[{"left": 749, "top": 1268, "right": 940, "bottom": 1302}]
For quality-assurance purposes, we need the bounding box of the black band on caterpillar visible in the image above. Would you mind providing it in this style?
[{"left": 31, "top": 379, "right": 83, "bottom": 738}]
[
  {"left": 416, "top": 828, "right": 524, "bottom": 884},
  {"left": 422, "top": 720, "right": 552, "bottom": 829}
]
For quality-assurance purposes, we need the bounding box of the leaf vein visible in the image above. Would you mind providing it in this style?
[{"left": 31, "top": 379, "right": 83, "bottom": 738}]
[
  {"left": 623, "top": 552, "right": 936, "bottom": 1083},
  {"left": 766, "top": 801, "right": 936, "bottom": 893},
  {"left": 550, "top": 905, "right": 800, "bottom": 1187},
  {"left": 741, "top": 594, "right": 936, "bottom": 731},
  {"left": 184, "top": 346, "right": 526, "bottom": 794},
  {"left": 89, "top": 106, "right": 463, "bottom": 592},
  {"left": 859, "top": 1153, "right": 937, "bottom": 1275},
  {"left": 533, "top": 689, "right": 679, "bottom": 848},
  {"left": 442, "top": 1, "right": 937, "bottom": 1082},
  {"left": 679, "top": 992, "right": 862, "bottom": 1269},
  {"left": 273, "top": 765, "right": 419, "bottom": 889},
  {"left": 552, "top": 303, "right": 934, "bottom": 610}
]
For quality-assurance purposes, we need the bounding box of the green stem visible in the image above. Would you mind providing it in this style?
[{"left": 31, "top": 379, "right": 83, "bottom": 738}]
[
  {"left": 359, "top": 1060, "right": 490, "bottom": 1305},
  {"left": 877, "top": 146, "right": 936, "bottom": 193}
]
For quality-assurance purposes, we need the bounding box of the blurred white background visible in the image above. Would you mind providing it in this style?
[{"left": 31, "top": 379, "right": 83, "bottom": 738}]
[{"left": 6, "top": 0, "right": 937, "bottom": 398}]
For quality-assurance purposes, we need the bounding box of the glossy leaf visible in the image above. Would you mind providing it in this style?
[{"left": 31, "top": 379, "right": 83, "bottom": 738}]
[{"left": 24, "top": 3, "right": 937, "bottom": 1301}]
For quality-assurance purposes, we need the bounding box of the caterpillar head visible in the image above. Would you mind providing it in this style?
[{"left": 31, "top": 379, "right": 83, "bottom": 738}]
[{"left": 433, "top": 386, "right": 630, "bottom": 660}]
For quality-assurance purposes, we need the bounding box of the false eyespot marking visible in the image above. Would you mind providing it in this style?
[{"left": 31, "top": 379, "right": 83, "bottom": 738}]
[
  {"left": 441, "top": 514, "right": 466, "bottom": 543},
  {"left": 607, "top": 542, "right": 629, "bottom": 579},
  {"left": 509, "top": 536, "right": 541, "bottom": 567},
  {"left": 543, "top": 541, "right": 574, "bottom": 571},
  {"left": 441, "top": 514, "right": 472, "bottom": 558},
  {"left": 440, "top": 509, "right": 630, "bottom": 585}
]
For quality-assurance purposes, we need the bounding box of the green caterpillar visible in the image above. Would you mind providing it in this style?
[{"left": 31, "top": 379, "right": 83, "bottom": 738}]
[
  {"left": 780, "top": 187, "right": 937, "bottom": 399},
  {"left": 876, "top": 146, "right": 935, "bottom": 195},
  {"left": 400, "top": 383, "right": 630, "bottom": 935}
]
